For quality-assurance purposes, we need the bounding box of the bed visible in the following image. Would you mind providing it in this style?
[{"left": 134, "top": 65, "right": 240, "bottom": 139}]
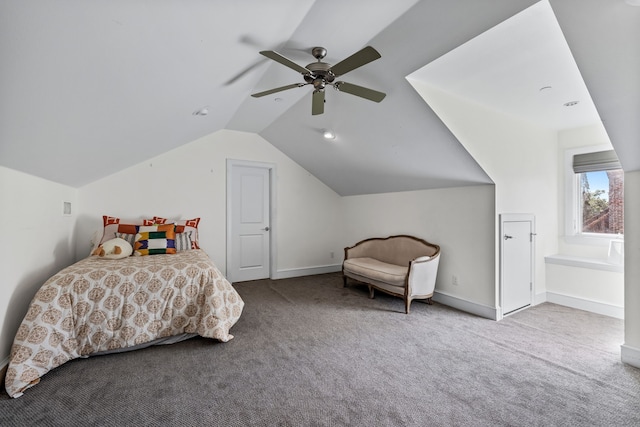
[{"left": 5, "top": 218, "right": 244, "bottom": 398}]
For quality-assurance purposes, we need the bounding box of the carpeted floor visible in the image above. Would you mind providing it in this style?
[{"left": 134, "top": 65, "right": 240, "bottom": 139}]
[{"left": 1, "top": 272, "right": 639, "bottom": 426}]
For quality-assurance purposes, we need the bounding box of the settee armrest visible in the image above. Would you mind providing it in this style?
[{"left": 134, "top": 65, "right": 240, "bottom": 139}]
[{"left": 407, "top": 254, "right": 440, "bottom": 297}]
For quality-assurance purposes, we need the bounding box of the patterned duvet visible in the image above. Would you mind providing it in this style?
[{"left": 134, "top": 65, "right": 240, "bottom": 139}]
[{"left": 5, "top": 250, "right": 244, "bottom": 398}]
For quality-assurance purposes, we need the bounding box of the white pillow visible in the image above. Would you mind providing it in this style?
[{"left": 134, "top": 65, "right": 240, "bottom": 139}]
[{"left": 94, "top": 237, "right": 133, "bottom": 259}]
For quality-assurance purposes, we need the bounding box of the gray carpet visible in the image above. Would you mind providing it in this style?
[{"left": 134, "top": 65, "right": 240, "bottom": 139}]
[{"left": 1, "top": 272, "right": 639, "bottom": 426}]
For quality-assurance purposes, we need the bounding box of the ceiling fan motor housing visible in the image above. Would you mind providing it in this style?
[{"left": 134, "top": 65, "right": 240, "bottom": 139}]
[{"left": 306, "top": 61, "right": 335, "bottom": 83}]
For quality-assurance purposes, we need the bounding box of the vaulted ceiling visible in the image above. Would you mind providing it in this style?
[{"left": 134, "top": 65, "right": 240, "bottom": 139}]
[{"left": 1, "top": 0, "right": 638, "bottom": 196}]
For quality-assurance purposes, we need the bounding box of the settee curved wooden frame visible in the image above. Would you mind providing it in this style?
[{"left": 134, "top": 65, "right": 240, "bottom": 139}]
[{"left": 342, "top": 235, "right": 441, "bottom": 314}]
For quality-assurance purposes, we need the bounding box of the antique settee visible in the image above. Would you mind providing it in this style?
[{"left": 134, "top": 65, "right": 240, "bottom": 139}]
[{"left": 342, "top": 235, "right": 441, "bottom": 313}]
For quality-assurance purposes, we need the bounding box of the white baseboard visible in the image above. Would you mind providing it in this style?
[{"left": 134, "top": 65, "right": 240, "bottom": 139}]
[
  {"left": 274, "top": 264, "right": 342, "bottom": 280},
  {"left": 621, "top": 344, "right": 640, "bottom": 369},
  {"left": 432, "top": 290, "right": 498, "bottom": 320},
  {"left": 534, "top": 292, "right": 547, "bottom": 306},
  {"left": 546, "top": 291, "right": 624, "bottom": 319}
]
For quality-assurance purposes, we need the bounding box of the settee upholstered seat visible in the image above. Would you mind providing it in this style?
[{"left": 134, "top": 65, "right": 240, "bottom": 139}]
[
  {"left": 342, "top": 235, "right": 440, "bottom": 314},
  {"left": 342, "top": 257, "right": 408, "bottom": 286}
]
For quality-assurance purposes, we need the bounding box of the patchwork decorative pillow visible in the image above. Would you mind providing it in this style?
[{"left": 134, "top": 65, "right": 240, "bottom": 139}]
[
  {"left": 134, "top": 224, "right": 176, "bottom": 256},
  {"left": 145, "top": 217, "right": 201, "bottom": 249},
  {"left": 174, "top": 231, "right": 193, "bottom": 252}
]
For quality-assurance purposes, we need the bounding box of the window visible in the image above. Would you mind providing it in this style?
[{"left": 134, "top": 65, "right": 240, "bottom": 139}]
[
  {"left": 566, "top": 147, "right": 624, "bottom": 241},
  {"left": 578, "top": 169, "right": 624, "bottom": 234}
]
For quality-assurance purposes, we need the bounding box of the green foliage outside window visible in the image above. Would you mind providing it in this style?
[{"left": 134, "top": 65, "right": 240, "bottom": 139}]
[{"left": 580, "top": 171, "right": 624, "bottom": 235}]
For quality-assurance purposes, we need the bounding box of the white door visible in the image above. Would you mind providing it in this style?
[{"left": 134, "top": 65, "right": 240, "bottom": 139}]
[
  {"left": 227, "top": 163, "right": 272, "bottom": 282},
  {"left": 500, "top": 214, "right": 534, "bottom": 316}
]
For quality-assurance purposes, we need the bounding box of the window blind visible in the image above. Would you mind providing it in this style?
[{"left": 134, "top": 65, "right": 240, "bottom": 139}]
[{"left": 573, "top": 150, "right": 621, "bottom": 173}]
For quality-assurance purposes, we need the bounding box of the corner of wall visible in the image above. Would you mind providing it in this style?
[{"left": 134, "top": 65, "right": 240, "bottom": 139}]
[{"left": 621, "top": 344, "right": 640, "bottom": 369}]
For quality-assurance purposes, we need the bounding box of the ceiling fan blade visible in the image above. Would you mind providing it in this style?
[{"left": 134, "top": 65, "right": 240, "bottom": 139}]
[
  {"left": 259, "top": 50, "right": 311, "bottom": 75},
  {"left": 251, "top": 83, "right": 305, "bottom": 98},
  {"left": 329, "top": 46, "right": 381, "bottom": 77},
  {"left": 335, "top": 82, "right": 386, "bottom": 103},
  {"left": 312, "top": 90, "right": 325, "bottom": 115}
]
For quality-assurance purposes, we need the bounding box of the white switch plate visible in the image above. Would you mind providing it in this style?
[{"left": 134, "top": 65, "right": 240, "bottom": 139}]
[{"left": 63, "top": 201, "right": 72, "bottom": 216}]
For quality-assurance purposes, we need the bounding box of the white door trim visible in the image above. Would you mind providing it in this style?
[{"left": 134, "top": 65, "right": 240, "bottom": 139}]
[
  {"left": 499, "top": 213, "right": 535, "bottom": 320},
  {"left": 226, "top": 159, "right": 277, "bottom": 282}
]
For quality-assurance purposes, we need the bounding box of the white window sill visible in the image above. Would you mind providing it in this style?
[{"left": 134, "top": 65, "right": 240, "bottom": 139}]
[{"left": 545, "top": 254, "right": 623, "bottom": 273}]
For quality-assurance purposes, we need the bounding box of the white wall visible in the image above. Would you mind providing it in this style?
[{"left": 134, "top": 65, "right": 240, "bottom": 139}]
[
  {"left": 0, "top": 166, "right": 77, "bottom": 366},
  {"left": 409, "top": 81, "right": 558, "bottom": 309},
  {"left": 623, "top": 170, "right": 640, "bottom": 367},
  {"left": 545, "top": 264, "right": 624, "bottom": 318},
  {"left": 77, "top": 129, "right": 344, "bottom": 276},
  {"left": 342, "top": 185, "right": 497, "bottom": 313},
  {"left": 543, "top": 124, "right": 625, "bottom": 316}
]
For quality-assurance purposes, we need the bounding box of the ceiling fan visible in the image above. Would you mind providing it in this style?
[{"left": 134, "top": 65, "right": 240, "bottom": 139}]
[{"left": 251, "top": 46, "right": 386, "bottom": 115}]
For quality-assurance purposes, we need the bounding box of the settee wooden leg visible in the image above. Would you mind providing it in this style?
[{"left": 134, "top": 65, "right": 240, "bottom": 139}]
[
  {"left": 405, "top": 298, "right": 410, "bottom": 314},
  {"left": 368, "top": 285, "right": 375, "bottom": 299},
  {"left": 426, "top": 297, "right": 433, "bottom": 305}
]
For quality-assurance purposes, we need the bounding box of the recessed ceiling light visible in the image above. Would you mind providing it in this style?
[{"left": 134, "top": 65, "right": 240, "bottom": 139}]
[
  {"left": 563, "top": 101, "right": 579, "bottom": 107},
  {"left": 192, "top": 107, "right": 209, "bottom": 116},
  {"left": 323, "top": 130, "right": 336, "bottom": 140}
]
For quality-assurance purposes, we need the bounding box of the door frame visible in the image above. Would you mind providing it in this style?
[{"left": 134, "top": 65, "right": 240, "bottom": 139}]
[
  {"left": 226, "top": 159, "right": 277, "bottom": 282},
  {"left": 499, "top": 213, "right": 535, "bottom": 319}
]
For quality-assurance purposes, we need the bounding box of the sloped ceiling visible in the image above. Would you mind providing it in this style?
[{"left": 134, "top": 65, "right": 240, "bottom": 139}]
[
  {"left": 407, "top": 1, "right": 602, "bottom": 132},
  {"left": 1, "top": 0, "right": 638, "bottom": 195}
]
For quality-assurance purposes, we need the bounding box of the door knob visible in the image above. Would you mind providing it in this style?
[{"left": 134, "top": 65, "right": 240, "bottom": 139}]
[
  {"left": 262, "top": 226, "right": 270, "bottom": 231},
  {"left": 504, "top": 235, "right": 513, "bottom": 240}
]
